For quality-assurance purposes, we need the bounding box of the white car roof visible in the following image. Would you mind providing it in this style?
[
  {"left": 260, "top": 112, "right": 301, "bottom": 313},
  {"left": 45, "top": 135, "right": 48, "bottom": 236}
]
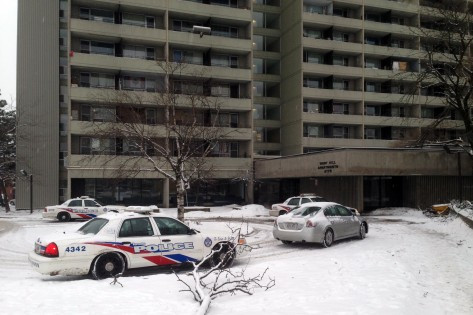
[
  {"left": 295, "top": 201, "right": 339, "bottom": 208},
  {"left": 98, "top": 211, "right": 172, "bottom": 221}
]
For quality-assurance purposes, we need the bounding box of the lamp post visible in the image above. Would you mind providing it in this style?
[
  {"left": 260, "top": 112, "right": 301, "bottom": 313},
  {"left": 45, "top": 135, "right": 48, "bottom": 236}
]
[{"left": 20, "top": 169, "right": 33, "bottom": 214}]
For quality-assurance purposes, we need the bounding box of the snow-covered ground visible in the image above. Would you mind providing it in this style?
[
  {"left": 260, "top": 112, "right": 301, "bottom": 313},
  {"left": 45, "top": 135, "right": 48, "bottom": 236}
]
[{"left": 0, "top": 206, "right": 472, "bottom": 315}]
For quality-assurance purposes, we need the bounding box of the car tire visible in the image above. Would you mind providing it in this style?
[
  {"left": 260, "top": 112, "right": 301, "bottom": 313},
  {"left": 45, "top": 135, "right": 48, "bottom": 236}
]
[
  {"left": 208, "top": 243, "right": 235, "bottom": 269},
  {"left": 278, "top": 210, "right": 286, "bottom": 216},
  {"left": 91, "top": 252, "right": 126, "bottom": 280},
  {"left": 323, "top": 229, "right": 334, "bottom": 248},
  {"left": 281, "top": 240, "right": 293, "bottom": 245},
  {"left": 358, "top": 223, "right": 366, "bottom": 240},
  {"left": 57, "top": 212, "right": 71, "bottom": 222}
]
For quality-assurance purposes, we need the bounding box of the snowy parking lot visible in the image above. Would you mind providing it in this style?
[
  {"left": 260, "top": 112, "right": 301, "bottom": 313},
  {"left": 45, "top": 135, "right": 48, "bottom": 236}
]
[{"left": 0, "top": 206, "right": 472, "bottom": 315}]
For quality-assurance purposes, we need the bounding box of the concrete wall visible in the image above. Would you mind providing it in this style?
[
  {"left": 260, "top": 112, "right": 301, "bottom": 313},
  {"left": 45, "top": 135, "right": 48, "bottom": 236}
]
[{"left": 16, "top": 0, "right": 59, "bottom": 209}]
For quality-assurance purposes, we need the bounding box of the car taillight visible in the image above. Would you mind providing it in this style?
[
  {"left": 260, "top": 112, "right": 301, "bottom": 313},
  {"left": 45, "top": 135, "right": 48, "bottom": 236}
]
[
  {"left": 306, "top": 221, "right": 316, "bottom": 228},
  {"left": 44, "top": 243, "right": 59, "bottom": 257}
]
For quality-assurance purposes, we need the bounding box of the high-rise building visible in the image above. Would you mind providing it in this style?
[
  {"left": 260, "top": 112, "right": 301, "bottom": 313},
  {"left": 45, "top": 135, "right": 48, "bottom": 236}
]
[{"left": 16, "top": 0, "right": 466, "bottom": 210}]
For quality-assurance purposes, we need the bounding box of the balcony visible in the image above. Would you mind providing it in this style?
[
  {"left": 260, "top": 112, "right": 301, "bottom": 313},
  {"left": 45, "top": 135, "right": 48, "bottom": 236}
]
[
  {"left": 302, "top": 87, "right": 363, "bottom": 102},
  {"left": 70, "top": 87, "right": 252, "bottom": 111},
  {"left": 303, "top": 63, "right": 362, "bottom": 79},
  {"left": 168, "top": 30, "right": 252, "bottom": 53},
  {"left": 67, "top": 155, "right": 252, "bottom": 178},
  {"left": 364, "top": 0, "right": 419, "bottom": 15},
  {"left": 169, "top": 1, "right": 252, "bottom": 22},
  {"left": 303, "top": 38, "right": 362, "bottom": 54},
  {"left": 364, "top": 44, "right": 422, "bottom": 59},
  {"left": 70, "top": 18, "right": 167, "bottom": 44},
  {"left": 302, "top": 12, "right": 362, "bottom": 30},
  {"left": 303, "top": 113, "right": 363, "bottom": 125}
]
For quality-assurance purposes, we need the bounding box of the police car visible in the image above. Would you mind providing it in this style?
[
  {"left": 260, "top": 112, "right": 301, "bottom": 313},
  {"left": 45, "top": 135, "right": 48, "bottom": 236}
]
[
  {"left": 29, "top": 209, "right": 245, "bottom": 279},
  {"left": 42, "top": 196, "right": 128, "bottom": 222}
]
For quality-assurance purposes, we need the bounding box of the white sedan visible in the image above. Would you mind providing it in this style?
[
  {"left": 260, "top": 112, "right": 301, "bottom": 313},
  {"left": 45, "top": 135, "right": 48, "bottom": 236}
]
[
  {"left": 273, "top": 202, "right": 368, "bottom": 247},
  {"left": 43, "top": 196, "right": 126, "bottom": 222},
  {"left": 29, "top": 210, "right": 245, "bottom": 279},
  {"left": 270, "top": 195, "right": 327, "bottom": 216}
]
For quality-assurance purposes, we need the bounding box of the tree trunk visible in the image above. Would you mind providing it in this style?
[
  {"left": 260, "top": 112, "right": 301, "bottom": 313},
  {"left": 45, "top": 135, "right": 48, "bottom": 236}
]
[
  {"left": 176, "top": 178, "right": 186, "bottom": 221},
  {"left": 0, "top": 179, "right": 10, "bottom": 213}
]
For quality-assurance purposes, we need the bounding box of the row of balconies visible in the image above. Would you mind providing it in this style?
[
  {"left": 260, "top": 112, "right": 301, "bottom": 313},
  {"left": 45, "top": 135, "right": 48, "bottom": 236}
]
[{"left": 70, "top": 19, "right": 252, "bottom": 53}]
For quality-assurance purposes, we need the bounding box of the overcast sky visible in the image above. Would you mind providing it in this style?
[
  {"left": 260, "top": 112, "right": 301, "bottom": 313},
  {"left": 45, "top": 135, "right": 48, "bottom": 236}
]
[{"left": 0, "top": 1, "right": 17, "bottom": 106}]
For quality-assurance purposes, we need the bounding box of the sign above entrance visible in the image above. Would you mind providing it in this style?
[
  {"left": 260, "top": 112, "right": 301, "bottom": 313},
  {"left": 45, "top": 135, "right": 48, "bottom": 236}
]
[{"left": 318, "top": 160, "right": 339, "bottom": 174}]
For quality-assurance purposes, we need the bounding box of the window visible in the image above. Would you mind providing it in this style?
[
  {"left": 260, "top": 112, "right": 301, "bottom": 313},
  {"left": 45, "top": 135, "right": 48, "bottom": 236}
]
[
  {"left": 303, "top": 102, "right": 320, "bottom": 113},
  {"left": 119, "top": 218, "right": 154, "bottom": 237},
  {"left": 146, "top": 108, "right": 157, "bottom": 125},
  {"left": 122, "top": 12, "right": 155, "bottom": 28},
  {"left": 303, "top": 77, "right": 321, "bottom": 88},
  {"left": 84, "top": 200, "right": 100, "bottom": 207},
  {"left": 304, "top": 125, "right": 321, "bottom": 137},
  {"left": 332, "top": 126, "right": 349, "bottom": 138},
  {"left": 212, "top": 54, "right": 238, "bottom": 68},
  {"left": 336, "top": 206, "right": 352, "bottom": 216},
  {"left": 153, "top": 217, "right": 190, "bottom": 235},
  {"left": 79, "top": 8, "right": 114, "bottom": 23},
  {"left": 173, "top": 20, "right": 199, "bottom": 32},
  {"left": 80, "top": 73, "right": 115, "bottom": 89},
  {"left": 80, "top": 40, "right": 115, "bottom": 56},
  {"left": 80, "top": 137, "right": 91, "bottom": 154},
  {"left": 324, "top": 206, "right": 338, "bottom": 216},
  {"left": 211, "top": 84, "right": 231, "bottom": 97},
  {"left": 173, "top": 50, "right": 202, "bottom": 65},
  {"left": 287, "top": 198, "right": 300, "bottom": 206},
  {"left": 211, "top": 25, "right": 238, "bottom": 38},
  {"left": 81, "top": 105, "right": 91, "bottom": 121},
  {"left": 68, "top": 200, "right": 83, "bottom": 207},
  {"left": 78, "top": 218, "right": 108, "bottom": 235},
  {"left": 303, "top": 28, "right": 322, "bottom": 39},
  {"left": 333, "top": 56, "right": 349, "bottom": 67},
  {"left": 292, "top": 206, "right": 321, "bottom": 216},
  {"left": 123, "top": 45, "right": 148, "bottom": 59},
  {"left": 303, "top": 51, "right": 322, "bottom": 64},
  {"left": 301, "top": 198, "right": 311, "bottom": 204},
  {"left": 333, "top": 79, "right": 349, "bottom": 90},
  {"left": 333, "top": 103, "right": 349, "bottom": 115}
]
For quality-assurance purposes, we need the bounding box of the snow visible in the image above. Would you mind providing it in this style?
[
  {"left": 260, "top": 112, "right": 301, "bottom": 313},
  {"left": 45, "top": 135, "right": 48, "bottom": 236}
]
[{"left": 0, "top": 206, "right": 472, "bottom": 314}]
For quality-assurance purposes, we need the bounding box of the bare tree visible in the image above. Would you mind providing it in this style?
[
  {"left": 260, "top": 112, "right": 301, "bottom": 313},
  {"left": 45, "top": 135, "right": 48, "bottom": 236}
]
[
  {"left": 174, "top": 226, "right": 274, "bottom": 315},
  {"left": 88, "top": 62, "right": 240, "bottom": 220},
  {"left": 412, "top": 0, "right": 473, "bottom": 149},
  {"left": 0, "top": 91, "right": 15, "bottom": 212}
]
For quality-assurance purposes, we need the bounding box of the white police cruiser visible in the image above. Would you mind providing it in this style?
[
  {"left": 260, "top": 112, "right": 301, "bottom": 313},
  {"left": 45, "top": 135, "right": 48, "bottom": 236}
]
[
  {"left": 29, "top": 209, "right": 245, "bottom": 279},
  {"left": 43, "top": 196, "right": 129, "bottom": 222}
]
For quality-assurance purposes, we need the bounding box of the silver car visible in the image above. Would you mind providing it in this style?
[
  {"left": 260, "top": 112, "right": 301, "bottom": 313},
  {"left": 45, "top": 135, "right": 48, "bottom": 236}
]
[{"left": 273, "top": 202, "right": 368, "bottom": 247}]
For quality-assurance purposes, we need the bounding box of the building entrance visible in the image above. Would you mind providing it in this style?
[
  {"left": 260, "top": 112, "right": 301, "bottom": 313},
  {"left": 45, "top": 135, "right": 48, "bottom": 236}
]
[{"left": 363, "top": 176, "right": 403, "bottom": 211}]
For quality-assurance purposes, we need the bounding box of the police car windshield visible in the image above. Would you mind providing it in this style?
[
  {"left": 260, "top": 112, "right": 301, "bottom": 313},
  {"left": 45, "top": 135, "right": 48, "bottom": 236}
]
[{"left": 78, "top": 218, "right": 108, "bottom": 235}]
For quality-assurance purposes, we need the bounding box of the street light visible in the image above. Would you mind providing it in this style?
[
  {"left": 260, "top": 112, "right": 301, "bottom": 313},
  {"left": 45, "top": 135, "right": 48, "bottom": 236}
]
[{"left": 20, "top": 169, "right": 33, "bottom": 214}]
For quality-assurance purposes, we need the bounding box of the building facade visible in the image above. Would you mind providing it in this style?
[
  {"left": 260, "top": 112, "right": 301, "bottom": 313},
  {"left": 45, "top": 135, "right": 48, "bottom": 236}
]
[{"left": 16, "top": 0, "right": 466, "bottom": 209}]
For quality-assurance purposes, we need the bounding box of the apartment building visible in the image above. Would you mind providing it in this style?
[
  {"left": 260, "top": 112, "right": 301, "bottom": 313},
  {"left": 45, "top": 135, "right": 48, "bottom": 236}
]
[{"left": 16, "top": 0, "right": 467, "bottom": 210}]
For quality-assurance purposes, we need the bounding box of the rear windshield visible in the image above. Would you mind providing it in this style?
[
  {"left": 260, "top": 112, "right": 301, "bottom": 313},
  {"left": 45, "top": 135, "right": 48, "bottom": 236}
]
[
  {"left": 78, "top": 218, "right": 108, "bottom": 235},
  {"left": 292, "top": 206, "right": 321, "bottom": 217}
]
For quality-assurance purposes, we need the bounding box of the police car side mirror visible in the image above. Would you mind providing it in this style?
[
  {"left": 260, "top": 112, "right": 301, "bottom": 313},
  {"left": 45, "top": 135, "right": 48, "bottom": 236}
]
[{"left": 188, "top": 228, "right": 199, "bottom": 235}]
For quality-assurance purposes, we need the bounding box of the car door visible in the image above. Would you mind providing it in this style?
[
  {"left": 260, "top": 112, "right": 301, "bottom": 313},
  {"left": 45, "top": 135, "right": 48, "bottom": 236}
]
[
  {"left": 300, "top": 198, "right": 312, "bottom": 205},
  {"left": 116, "top": 217, "right": 161, "bottom": 268},
  {"left": 66, "top": 199, "right": 84, "bottom": 218},
  {"left": 336, "top": 205, "right": 359, "bottom": 237},
  {"left": 324, "top": 206, "right": 344, "bottom": 240},
  {"left": 286, "top": 198, "right": 300, "bottom": 209},
  {"left": 83, "top": 199, "right": 101, "bottom": 216},
  {"left": 152, "top": 217, "right": 203, "bottom": 264}
]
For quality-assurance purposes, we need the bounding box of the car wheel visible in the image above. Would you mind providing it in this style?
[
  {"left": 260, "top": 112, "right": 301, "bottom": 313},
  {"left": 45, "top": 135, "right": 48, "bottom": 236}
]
[
  {"left": 57, "top": 212, "right": 71, "bottom": 222},
  {"left": 208, "top": 243, "right": 235, "bottom": 269},
  {"left": 358, "top": 223, "right": 366, "bottom": 240},
  {"left": 91, "top": 252, "right": 125, "bottom": 280},
  {"left": 323, "top": 229, "right": 334, "bottom": 248},
  {"left": 281, "top": 240, "right": 293, "bottom": 245},
  {"left": 278, "top": 210, "right": 286, "bottom": 216}
]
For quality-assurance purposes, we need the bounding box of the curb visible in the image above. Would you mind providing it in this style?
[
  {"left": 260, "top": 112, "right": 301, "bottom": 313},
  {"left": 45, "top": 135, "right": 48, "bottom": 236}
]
[{"left": 451, "top": 208, "right": 473, "bottom": 230}]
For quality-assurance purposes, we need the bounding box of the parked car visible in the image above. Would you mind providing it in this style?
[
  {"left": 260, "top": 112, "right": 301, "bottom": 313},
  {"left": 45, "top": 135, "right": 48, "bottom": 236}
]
[
  {"left": 270, "top": 195, "right": 327, "bottom": 216},
  {"left": 273, "top": 202, "right": 368, "bottom": 247},
  {"left": 42, "top": 196, "right": 127, "bottom": 222},
  {"left": 29, "top": 209, "right": 246, "bottom": 279}
]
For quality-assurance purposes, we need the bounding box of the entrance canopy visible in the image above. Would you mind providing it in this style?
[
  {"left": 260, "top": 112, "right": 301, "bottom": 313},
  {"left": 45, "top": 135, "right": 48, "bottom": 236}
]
[{"left": 255, "top": 148, "right": 471, "bottom": 179}]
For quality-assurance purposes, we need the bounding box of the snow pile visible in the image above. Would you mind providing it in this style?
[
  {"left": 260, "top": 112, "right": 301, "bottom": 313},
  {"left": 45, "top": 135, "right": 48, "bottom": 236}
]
[{"left": 368, "top": 207, "right": 425, "bottom": 217}]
